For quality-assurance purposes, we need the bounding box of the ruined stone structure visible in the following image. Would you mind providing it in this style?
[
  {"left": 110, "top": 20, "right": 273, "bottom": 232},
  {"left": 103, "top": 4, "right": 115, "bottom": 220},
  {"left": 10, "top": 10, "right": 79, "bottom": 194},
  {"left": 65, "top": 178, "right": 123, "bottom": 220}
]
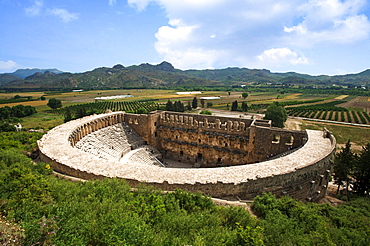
[{"left": 38, "top": 111, "right": 336, "bottom": 201}]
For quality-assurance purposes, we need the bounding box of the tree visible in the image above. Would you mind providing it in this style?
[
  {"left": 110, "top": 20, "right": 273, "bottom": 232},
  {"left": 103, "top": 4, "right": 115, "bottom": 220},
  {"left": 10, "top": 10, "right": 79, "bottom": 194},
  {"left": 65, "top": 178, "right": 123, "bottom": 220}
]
[
  {"left": 192, "top": 97, "right": 198, "bottom": 109},
  {"left": 47, "top": 98, "right": 62, "bottom": 110},
  {"left": 264, "top": 102, "right": 288, "bottom": 128},
  {"left": 76, "top": 106, "right": 88, "bottom": 118},
  {"left": 64, "top": 108, "right": 73, "bottom": 123},
  {"left": 241, "top": 101, "right": 248, "bottom": 112},
  {"left": 166, "top": 100, "right": 174, "bottom": 111},
  {"left": 174, "top": 101, "right": 185, "bottom": 112},
  {"left": 187, "top": 101, "right": 192, "bottom": 111},
  {"left": 242, "top": 92, "right": 249, "bottom": 99},
  {"left": 352, "top": 143, "right": 370, "bottom": 196},
  {"left": 333, "top": 140, "right": 355, "bottom": 194},
  {"left": 231, "top": 100, "right": 238, "bottom": 111},
  {"left": 200, "top": 99, "right": 205, "bottom": 108},
  {"left": 206, "top": 102, "right": 213, "bottom": 108},
  {"left": 135, "top": 108, "right": 148, "bottom": 114}
]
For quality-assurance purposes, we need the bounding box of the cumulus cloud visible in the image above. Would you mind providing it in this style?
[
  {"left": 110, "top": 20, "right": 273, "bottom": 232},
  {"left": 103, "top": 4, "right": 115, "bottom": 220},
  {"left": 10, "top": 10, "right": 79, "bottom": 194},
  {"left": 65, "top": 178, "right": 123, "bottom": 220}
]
[
  {"left": 128, "top": 0, "right": 370, "bottom": 69},
  {"left": 0, "top": 60, "right": 18, "bottom": 72},
  {"left": 284, "top": 0, "right": 370, "bottom": 45},
  {"left": 48, "top": 8, "right": 79, "bottom": 23},
  {"left": 257, "top": 48, "right": 310, "bottom": 66},
  {"left": 25, "top": 0, "right": 43, "bottom": 17}
]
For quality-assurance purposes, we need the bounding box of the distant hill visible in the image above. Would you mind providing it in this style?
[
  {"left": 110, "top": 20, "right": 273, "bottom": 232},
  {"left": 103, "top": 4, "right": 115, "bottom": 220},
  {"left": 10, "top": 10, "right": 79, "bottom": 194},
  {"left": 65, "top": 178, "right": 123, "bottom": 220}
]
[
  {"left": 7, "top": 68, "right": 64, "bottom": 79},
  {"left": 0, "top": 68, "right": 64, "bottom": 86},
  {"left": 0, "top": 74, "right": 20, "bottom": 86},
  {"left": 0, "top": 62, "right": 369, "bottom": 89}
]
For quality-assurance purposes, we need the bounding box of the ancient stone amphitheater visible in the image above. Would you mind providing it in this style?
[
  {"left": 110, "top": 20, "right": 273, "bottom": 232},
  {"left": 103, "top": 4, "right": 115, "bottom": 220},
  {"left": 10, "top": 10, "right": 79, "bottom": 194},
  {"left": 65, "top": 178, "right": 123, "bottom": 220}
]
[{"left": 38, "top": 111, "right": 336, "bottom": 201}]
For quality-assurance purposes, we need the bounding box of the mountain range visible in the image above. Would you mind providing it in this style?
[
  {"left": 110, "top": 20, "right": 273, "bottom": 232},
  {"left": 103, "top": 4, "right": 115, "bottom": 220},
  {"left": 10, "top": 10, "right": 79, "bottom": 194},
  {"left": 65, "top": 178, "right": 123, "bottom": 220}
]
[{"left": 0, "top": 62, "right": 369, "bottom": 89}]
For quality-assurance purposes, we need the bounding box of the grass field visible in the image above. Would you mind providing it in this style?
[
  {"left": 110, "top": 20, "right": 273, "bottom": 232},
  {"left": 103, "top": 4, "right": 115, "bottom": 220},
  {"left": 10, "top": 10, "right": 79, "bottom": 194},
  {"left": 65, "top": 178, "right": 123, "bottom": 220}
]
[
  {"left": 300, "top": 121, "right": 370, "bottom": 147},
  {"left": 20, "top": 112, "right": 64, "bottom": 130}
]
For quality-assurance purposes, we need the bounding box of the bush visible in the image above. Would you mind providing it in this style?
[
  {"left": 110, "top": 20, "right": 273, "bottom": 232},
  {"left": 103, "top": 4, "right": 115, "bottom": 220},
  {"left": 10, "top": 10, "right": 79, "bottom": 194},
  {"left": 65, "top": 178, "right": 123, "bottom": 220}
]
[{"left": 199, "top": 110, "right": 212, "bottom": 115}]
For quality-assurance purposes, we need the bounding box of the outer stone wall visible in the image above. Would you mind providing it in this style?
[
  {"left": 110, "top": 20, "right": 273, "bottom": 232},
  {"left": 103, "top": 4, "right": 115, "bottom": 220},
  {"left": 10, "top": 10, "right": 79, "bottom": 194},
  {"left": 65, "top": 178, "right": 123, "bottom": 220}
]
[{"left": 38, "top": 111, "right": 336, "bottom": 201}]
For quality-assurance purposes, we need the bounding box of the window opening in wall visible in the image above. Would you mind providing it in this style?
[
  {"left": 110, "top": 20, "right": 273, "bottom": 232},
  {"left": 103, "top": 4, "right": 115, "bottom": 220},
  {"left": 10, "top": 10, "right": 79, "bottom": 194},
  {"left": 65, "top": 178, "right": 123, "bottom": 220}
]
[
  {"left": 225, "top": 142, "right": 228, "bottom": 147},
  {"left": 155, "top": 131, "right": 157, "bottom": 137},
  {"left": 217, "top": 157, "right": 222, "bottom": 163},
  {"left": 286, "top": 135, "right": 294, "bottom": 145},
  {"left": 272, "top": 135, "right": 280, "bottom": 143},
  {"left": 197, "top": 153, "right": 203, "bottom": 162},
  {"left": 180, "top": 151, "right": 183, "bottom": 156},
  {"left": 134, "top": 118, "right": 139, "bottom": 125},
  {"left": 154, "top": 122, "right": 157, "bottom": 126},
  {"left": 198, "top": 139, "right": 201, "bottom": 143}
]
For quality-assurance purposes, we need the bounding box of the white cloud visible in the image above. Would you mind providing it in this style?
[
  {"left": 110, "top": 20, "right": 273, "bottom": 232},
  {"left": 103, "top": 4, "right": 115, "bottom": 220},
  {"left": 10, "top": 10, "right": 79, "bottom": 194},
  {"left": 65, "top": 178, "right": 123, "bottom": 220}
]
[
  {"left": 257, "top": 48, "right": 310, "bottom": 67},
  {"left": 128, "top": 0, "right": 370, "bottom": 69},
  {"left": 128, "top": 0, "right": 152, "bottom": 12},
  {"left": 155, "top": 22, "right": 228, "bottom": 69},
  {"left": 25, "top": 1, "right": 79, "bottom": 23},
  {"left": 0, "top": 60, "right": 18, "bottom": 72},
  {"left": 25, "top": 0, "right": 43, "bottom": 17},
  {"left": 285, "top": 0, "right": 370, "bottom": 45},
  {"left": 48, "top": 8, "right": 79, "bottom": 23}
]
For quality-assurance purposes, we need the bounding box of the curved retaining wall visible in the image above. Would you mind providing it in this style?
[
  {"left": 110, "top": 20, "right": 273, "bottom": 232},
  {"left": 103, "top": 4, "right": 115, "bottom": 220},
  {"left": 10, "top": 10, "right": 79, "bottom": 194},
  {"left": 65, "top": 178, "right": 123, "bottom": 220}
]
[{"left": 38, "top": 112, "right": 336, "bottom": 201}]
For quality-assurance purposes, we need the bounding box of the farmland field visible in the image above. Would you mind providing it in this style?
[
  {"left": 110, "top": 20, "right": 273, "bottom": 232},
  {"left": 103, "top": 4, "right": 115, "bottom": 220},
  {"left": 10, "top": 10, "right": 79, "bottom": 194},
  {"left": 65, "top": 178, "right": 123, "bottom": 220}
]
[{"left": 1, "top": 89, "right": 369, "bottom": 147}]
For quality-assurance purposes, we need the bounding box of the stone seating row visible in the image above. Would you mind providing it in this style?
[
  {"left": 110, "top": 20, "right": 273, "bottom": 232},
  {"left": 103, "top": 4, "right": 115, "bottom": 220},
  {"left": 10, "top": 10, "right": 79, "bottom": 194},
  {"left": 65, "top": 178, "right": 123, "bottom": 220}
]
[
  {"left": 123, "top": 146, "right": 163, "bottom": 167},
  {"left": 74, "top": 123, "right": 163, "bottom": 167},
  {"left": 75, "top": 123, "right": 135, "bottom": 161}
]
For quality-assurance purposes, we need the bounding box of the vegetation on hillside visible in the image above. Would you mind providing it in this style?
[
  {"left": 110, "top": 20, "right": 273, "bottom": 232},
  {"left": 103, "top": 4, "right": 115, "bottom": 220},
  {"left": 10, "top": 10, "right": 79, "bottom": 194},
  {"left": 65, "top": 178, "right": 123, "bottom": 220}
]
[{"left": 0, "top": 130, "right": 369, "bottom": 245}]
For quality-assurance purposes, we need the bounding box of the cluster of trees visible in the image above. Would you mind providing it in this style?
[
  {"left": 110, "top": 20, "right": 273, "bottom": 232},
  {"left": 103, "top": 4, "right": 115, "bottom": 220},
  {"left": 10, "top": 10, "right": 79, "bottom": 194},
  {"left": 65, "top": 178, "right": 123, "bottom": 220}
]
[
  {"left": 333, "top": 140, "right": 370, "bottom": 196},
  {"left": 165, "top": 97, "right": 204, "bottom": 112},
  {"left": 0, "top": 105, "right": 37, "bottom": 121},
  {"left": 0, "top": 95, "right": 45, "bottom": 104},
  {"left": 165, "top": 100, "right": 186, "bottom": 112},
  {"left": 63, "top": 106, "right": 97, "bottom": 123},
  {"left": 230, "top": 100, "right": 249, "bottom": 112}
]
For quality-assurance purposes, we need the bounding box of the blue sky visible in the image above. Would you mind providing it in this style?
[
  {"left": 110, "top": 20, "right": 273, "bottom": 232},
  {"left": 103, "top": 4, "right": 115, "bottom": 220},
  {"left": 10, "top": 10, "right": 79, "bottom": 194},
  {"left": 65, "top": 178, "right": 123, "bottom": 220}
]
[{"left": 1, "top": 0, "right": 370, "bottom": 75}]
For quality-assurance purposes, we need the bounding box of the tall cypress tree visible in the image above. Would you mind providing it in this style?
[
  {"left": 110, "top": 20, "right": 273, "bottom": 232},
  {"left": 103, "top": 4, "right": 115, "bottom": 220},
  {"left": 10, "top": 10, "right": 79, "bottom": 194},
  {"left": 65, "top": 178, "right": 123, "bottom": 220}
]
[
  {"left": 192, "top": 97, "right": 198, "bottom": 109},
  {"left": 231, "top": 100, "right": 238, "bottom": 111},
  {"left": 333, "top": 140, "right": 355, "bottom": 194},
  {"left": 187, "top": 101, "right": 192, "bottom": 111},
  {"left": 241, "top": 101, "right": 248, "bottom": 112},
  {"left": 166, "top": 100, "right": 174, "bottom": 111}
]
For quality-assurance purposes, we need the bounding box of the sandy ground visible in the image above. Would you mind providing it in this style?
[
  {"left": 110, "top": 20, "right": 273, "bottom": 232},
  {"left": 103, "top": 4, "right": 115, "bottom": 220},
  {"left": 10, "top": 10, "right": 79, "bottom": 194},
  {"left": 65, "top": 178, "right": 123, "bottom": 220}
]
[{"left": 284, "top": 118, "right": 302, "bottom": 131}]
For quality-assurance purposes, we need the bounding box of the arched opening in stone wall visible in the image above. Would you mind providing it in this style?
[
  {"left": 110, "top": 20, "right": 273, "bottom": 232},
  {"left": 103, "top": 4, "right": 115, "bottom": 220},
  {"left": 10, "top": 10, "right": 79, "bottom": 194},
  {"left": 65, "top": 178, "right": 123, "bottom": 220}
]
[
  {"left": 272, "top": 135, "right": 280, "bottom": 143},
  {"left": 286, "top": 135, "right": 294, "bottom": 145}
]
